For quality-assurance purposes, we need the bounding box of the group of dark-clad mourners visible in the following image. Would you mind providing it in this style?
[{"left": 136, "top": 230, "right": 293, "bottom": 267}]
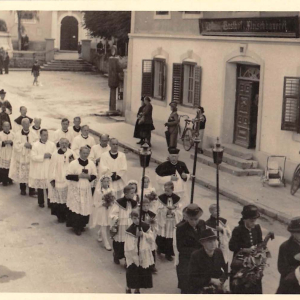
[{"left": 0, "top": 89, "right": 299, "bottom": 294}]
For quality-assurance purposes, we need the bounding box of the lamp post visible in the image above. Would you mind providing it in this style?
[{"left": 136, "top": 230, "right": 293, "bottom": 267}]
[
  {"left": 212, "top": 138, "right": 224, "bottom": 242},
  {"left": 190, "top": 132, "right": 201, "bottom": 204},
  {"left": 137, "top": 143, "right": 152, "bottom": 254}
]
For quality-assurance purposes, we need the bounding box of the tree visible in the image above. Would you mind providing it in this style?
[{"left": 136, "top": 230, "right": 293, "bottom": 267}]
[
  {"left": 83, "top": 11, "right": 131, "bottom": 55},
  {"left": 15, "top": 11, "right": 39, "bottom": 50}
]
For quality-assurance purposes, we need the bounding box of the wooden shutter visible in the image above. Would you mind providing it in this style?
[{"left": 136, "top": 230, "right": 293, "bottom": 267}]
[
  {"left": 172, "top": 63, "right": 183, "bottom": 103},
  {"left": 281, "top": 77, "right": 300, "bottom": 132},
  {"left": 161, "top": 62, "right": 167, "bottom": 100},
  {"left": 141, "top": 60, "right": 153, "bottom": 97},
  {"left": 193, "top": 66, "right": 202, "bottom": 107}
]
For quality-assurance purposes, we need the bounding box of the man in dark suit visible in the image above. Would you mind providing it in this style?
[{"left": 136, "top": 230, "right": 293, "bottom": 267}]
[
  {"left": 139, "top": 96, "right": 154, "bottom": 147},
  {"left": 277, "top": 216, "right": 300, "bottom": 294}
]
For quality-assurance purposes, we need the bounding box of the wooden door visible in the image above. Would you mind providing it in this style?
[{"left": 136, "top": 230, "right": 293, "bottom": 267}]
[
  {"left": 234, "top": 80, "right": 254, "bottom": 148},
  {"left": 60, "top": 17, "right": 78, "bottom": 51}
]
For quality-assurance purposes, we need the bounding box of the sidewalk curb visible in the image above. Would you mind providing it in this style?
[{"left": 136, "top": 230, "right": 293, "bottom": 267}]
[{"left": 90, "top": 128, "right": 290, "bottom": 225}]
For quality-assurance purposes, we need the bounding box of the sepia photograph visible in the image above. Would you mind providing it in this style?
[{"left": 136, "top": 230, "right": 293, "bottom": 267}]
[{"left": 0, "top": 6, "right": 300, "bottom": 295}]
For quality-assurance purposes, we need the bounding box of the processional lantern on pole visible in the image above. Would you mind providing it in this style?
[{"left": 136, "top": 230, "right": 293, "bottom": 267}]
[
  {"left": 137, "top": 143, "right": 152, "bottom": 254},
  {"left": 212, "top": 137, "right": 224, "bottom": 242}
]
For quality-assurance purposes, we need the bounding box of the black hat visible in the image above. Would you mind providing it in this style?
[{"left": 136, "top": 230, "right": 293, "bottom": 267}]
[
  {"left": 168, "top": 148, "right": 180, "bottom": 155},
  {"left": 241, "top": 205, "right": 260, "bottom": 219},
  {"left": 169, "top": 101, "right": 178, "bottom": 107},
  {"left": 287, "top": 216, "right": 300, "bottom": 233},
  {"left": 186, "top": 203, "right": 203, "bottom": 217},
  {"left": 199, "top": 229, "right": 217, "bottom": 242},
  {"left": 0, "top": 89, "right": 6, "bottom": 95}
]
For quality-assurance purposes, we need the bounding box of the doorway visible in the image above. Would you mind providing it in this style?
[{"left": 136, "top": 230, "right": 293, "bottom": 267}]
[
  {"left": 234, "top": 64, "right": 260, "bottom": 149},
  {"left": 60, "top": 16, "right": 78, "bottom": 51}
]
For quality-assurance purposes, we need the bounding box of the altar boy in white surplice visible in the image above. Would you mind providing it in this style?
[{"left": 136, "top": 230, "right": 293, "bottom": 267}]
[
  {"left": 29, "top": 129, "right": 56, "bottom": 208},
  {"left": 99, "top": 138, "right": 127, "bottom": 199}
]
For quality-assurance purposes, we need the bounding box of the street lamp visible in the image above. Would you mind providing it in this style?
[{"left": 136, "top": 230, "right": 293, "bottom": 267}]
[
  {"left": 190, "top": 132, "right": 201, "bottom": 204},
  {"left": 138, "top": 143, "right": 152, "bottom": 253},
  {"left": 212, "top": 137, "right": 224, "bottom": 242}
]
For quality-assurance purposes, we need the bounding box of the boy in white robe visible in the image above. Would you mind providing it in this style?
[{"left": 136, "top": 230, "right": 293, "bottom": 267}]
[
  {"left": 71, "top": 125, "right": 96, "bottom": 158},
  {"left": 70, "top": 116, "right": 81, "bottom": 139},
  {"left": 49, "top": 138, "right": 75, "bottom": 222},
  {"left": 110, "top": 185, "right": 138, "bottom": 265},
  {"left": 29, "top": 129, "right": 56, "bottom": 208},
  {"left": 13, "top": 106, "right": 33, "bottom": 133},
  {"left": 89, "top": 134, "right": 111, "bottom": 194},
  {"left": 31, "top": 118, "right": 42, "bottom": 137},
  {"left": 99, "top": 138, "right": 127, "bottom": 199},
  {"left": 53, "top": 118, "right": 74, "bottom": 148},
  {"left": 9, "top": 118, "right": 38, "bottom": 196},
  {"left": 66, "top": 146, "right": 97, "bottom": 236},
  {"left": 0, "top": 121, "right": 14, "bottom": 185}
]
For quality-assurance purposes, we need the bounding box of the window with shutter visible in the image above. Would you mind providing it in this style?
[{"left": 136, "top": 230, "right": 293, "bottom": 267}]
[
  {"left": 194, "top": 66, "right": 202, "bottom": 107},
  {"left": 153, "top": 59, "right": 166, "bottom": 100},
  {"left": 141, "top": 60, "right": 153, "bottom": 97},
  {"left": 172, "top": 63, "right": 183, "bottom": 103},
  {"left": 281, "top": 77, "right": 300, "bottom": 132}
]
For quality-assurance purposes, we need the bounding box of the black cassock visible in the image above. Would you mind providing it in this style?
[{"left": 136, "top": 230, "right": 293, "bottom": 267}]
[
  {"left": 176, "top": 220, "right": 206, "bottom": 293},
  {"left": 188, "top": 248, "right": 227, "bottom": 294},
  {"left": 276, "top": 236, "right": 300, "bottom": 294},
  {"left": 14, "top": 115, "right": 33, "bottom": 125}
]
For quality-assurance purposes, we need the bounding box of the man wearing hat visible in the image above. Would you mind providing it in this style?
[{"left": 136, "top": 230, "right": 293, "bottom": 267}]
[
  {"left": 276, "top": 216, "right": 300, "bottom": 294},
  {"left": 229, "top": 204, "right": 263, "bottom": 294},
  {"left": 176, "top": 203, "right": 206, "bottom": 294},
  {"left": 165, "top": 101, "right": 180, "bottom": 149},
  {"left": 155, "top": 148, "right": 190, "bottom": 206},
  {"left": 0, "top": 89, "right": 12, "bottom": 115},
  {"left": 188, "top": 228, "right": 227, "bottom": 294}
]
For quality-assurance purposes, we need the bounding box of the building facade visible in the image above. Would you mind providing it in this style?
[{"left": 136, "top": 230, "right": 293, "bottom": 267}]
[
  {"left": 124, "top": 11, "right": 300, "bottom": 180},
  {"left": 0, "top": 11, "right": 90, "bottom": 51}
]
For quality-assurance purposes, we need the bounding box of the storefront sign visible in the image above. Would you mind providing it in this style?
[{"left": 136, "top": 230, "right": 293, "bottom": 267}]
[{"left": 199, "top": 16, "right": 299, "bottom": 38}]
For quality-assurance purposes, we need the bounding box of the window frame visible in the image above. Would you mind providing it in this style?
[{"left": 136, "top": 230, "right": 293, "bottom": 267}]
[
  {"left": 14, "top": 11, "right": 37, "bottom": 24},
  {"left": 154, "top": 11, "right": 171, "bottom": 20},
  {"left": 182, "top": 11, "right": 203, "bottom": 19},
  {"left": 153, "top": 58, "right": 166, "bottom": 101}
]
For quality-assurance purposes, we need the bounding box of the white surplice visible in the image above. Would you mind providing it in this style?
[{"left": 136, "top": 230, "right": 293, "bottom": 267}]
[
  {"left": 71, "top": 134, "right": 96, "bottom": 158},
  {"left": 9, "top": 130, "right": 38, "bottom": 183},
  {"left": 48, "top": 148, "right": 75, "bottom": 204},
  {"left": 99, "top": 151, "right": 127, "bottom": 198},
  {"left": 53, "top": 129, "right": 74, "bottom": 147},
  {"left": 66, "top": 159, "right": 97, "bottom": 216},
  {"left": 28, "top": 140, "right": 56, "bottom": 189},
  {"left": 0, "top": 131, "right": 15, "bottom": 169}
]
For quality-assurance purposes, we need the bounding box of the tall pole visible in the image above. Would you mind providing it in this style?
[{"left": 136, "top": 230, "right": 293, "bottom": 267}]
[
  {"left": 138, "top": 157, "right": 146, "bottom": 255},
  {"left": 190, "top": 136, "right": 200, "bottom": 204},
  {"left": 216, "top": 163, "right": 220, "bottom": 242}
]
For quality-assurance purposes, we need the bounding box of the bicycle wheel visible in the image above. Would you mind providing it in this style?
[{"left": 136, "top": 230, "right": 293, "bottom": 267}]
[
  {"left": 291, "top": 164, "right": 300, "bottom": 195},
  {"left": 183, "top": 128, "right": 194, "bottom": 151}
]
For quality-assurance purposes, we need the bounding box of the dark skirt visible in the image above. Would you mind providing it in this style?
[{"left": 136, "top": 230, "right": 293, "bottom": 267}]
[
  {"left": 133, "top": 119, "right": 142, "bottom": 139},
  {"left": 126, "top": 264, "right": 153, "bottom": 289},
  {"left": 140, "top": 123, "right": 155, "bottom": 139},
  {"left": 66, "top": 210, "right": 89, "bottom": 230},
  {"left": 51, "top": 203, "right": 68, "bottom": 221},
  {"left": 177, "top": 255, "right": 191, "bottom": 292},
  {"left": 113, "top": 241, "right": 125, "bottom": 259},
  {"left": 156, "top": 235, "right": 174, "bottom": 256}
]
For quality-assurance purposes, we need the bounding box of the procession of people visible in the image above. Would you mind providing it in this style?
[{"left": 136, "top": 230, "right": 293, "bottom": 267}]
[{"left": 0, "top": 94, "right": 299, "bottom": 294}]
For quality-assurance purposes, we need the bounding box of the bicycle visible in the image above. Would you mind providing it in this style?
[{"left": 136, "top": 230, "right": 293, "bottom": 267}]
[
  {"left": 291, "top": 152, "right": 300, "bottom": 195},
  {"left": 179, "top": 115, "right": 199, "bottom": 151}
]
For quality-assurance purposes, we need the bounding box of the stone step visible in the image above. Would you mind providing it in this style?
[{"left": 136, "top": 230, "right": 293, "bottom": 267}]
[
  {"left": 222, "top": 143, "right": 254, "bottom": 160},
  {"left": 41, "top": 67, "right": 94, "bottom": 72},
  {"left": 51, "top": 60, "right": 89, "bottom": 65},
  {"left": 191, "top": 153, "right": 263, "bottom": 177},
  {"left": 203, "top": 148, "right": 258, "bottom": 169}
]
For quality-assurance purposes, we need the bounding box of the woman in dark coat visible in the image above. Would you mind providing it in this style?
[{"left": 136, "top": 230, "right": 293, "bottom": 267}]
[
  {"left": 176, "top": 204, "right": 206, "bottom": 294},
  {"left": 165, "top": 101, "right": 180, "bottom": 150},
  {"left": 4, "top": 52, "right": 9, "bottom": 74},
  {"left": 133, "top": 96, "right": 146, "bottom": 144},
  {"left": 229, "top": 205, "right": 263, "bottom": 294},
  {"left": 139, "top": 96, "right": 154, "bottom": 147}
]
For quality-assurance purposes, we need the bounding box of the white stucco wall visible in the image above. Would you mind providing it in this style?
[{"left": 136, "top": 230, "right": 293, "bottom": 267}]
[{"left": 127, "top": 34, "right": 300, "bottom": 166}]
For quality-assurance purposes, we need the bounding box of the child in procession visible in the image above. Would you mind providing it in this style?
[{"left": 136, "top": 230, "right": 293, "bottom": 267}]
[
  {"left": 125, "top": 209, "right": 155, "bottom": 294},
  {"left": 89, "top": 175, "right": 116, "bottom": 251},
  {"left": 141, "top": 197, "right": 158, "bottom": 273},
  {"left": 127, "top": 180, "right": 140, "bottom": 204},
  {"left": 142, "top": 175, "right": 158, "bottom": 214}
]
